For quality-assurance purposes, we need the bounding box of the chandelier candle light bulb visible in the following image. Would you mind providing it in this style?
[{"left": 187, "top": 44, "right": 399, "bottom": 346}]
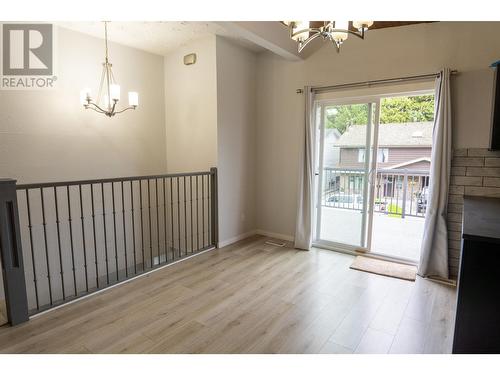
[
  {"left": 353, "top": 21, "right": 374, "bottom": 32},
  {"left": 80, "top": 21, "right": 139, "bottom": 117},
  {"left": 291, "top": 21, "right": 310, "bottom": 42},
  {"left": 331, "top": 21, "right": 349, "bottom": 45},
  {"left": 110, "top": 84, "right": 120, "bottom": 101},
  {"left": 128, "top": 91, "right": 139, "bottom": 107}
]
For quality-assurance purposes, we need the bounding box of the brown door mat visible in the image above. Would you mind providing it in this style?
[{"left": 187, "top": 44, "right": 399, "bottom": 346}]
[{"left": 350, "top": 256, "right": 417, "bottom": 281}]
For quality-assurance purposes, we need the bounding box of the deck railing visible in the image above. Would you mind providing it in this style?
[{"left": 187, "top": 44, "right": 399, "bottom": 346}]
[
  {"left": 0, "top": 168, "right": 218, "bottom": 325},
  {"left": 321, "top": 167, "right": 430, "bottom": 218}
]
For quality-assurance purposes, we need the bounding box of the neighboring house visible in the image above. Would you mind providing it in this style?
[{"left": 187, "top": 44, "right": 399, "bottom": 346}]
[
  {"left": 334, "top": 122, "right": 432, "bottom": 170},
  {"left": 327, "top": 122, "right": 432, "bottom": 199}
]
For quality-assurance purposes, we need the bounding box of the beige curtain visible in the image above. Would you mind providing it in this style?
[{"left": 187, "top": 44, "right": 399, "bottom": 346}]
[
  {"left": 418, "top": 68, "right": 452, "bottom": 279},
  {"left": 294, "top": 86, "right": 315, "bottom": 250}
]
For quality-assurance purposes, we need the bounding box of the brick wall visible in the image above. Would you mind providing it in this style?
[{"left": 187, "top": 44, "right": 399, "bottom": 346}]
[{"left": 448, "top": 148, "right": 500, "bottom": 277}]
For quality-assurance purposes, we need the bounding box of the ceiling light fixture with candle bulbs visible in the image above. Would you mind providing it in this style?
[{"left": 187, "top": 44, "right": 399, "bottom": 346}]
[
  {"left": 80, "top": 21, "right": 138, "bottom": 117},
  {"left": 282, "top": 21, "right": 374, "bottom": 53}
]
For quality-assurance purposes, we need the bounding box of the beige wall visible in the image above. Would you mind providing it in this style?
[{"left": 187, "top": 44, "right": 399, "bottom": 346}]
[
  {"left": 256, "top": 21, "right": 500, "bottom": 238},
  {"left": 164, "top": 36, "right": 218, "bottom": 173},
  {"left": 0, "top": 26, "right": 167, "bottom": 309},
  {"left": 0, "top": 27, "right": 166, "bottom": 184},
  {"left": 216, "top": 36, "right": 257, "bottom": 245}
]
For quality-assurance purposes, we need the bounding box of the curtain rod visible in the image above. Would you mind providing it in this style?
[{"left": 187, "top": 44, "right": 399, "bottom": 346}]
[{"left": 298, "top": 70, "right": 458, "bottom": 94}]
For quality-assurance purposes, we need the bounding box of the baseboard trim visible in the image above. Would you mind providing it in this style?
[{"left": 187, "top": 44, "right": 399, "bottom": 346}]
[
  {"left": 218, "top": 230, "right": 258, "bottom": 248},
  {"left": 255, "top": 229, "right": 295, "bottom": 243}
]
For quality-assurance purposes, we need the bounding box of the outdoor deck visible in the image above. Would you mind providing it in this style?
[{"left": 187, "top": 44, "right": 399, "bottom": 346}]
[{"left": 320, "top": 207, "right": 424, "bottom": 261}]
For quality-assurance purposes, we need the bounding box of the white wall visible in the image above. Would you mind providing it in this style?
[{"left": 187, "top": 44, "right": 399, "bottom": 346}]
[
  {"left": 164, "top": 36, "right": 218, "bottom": 173},
  {"left": 256, "top": 21, "right": 500, "bottom": 239},
  {"left": 216, "top": 36, "right": 257, "bottom": 246},
  {"left": 0, "top": 27, "right": 166, "bottom": 184}
]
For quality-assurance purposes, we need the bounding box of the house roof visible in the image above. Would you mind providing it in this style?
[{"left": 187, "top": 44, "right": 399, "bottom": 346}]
[
  {"left": 388, "top": 157, "right": 431, "bottom": 169},
  {"left": 334, "top": 122, "right": 433, "bottom": 147}
]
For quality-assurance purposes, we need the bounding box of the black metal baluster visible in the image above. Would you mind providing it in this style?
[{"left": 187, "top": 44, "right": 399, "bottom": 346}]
[
  {"left": 156, "top": 179, "right": 160, "bottom": 265},
  {"left": 206, "top": 175, "right": 210, "bottom": 245},
  {"left": 190, "top": 176, "right": 194, "bottom": 254},
  {"left": 79, "top": 185, "right": 89, "bottom": 292},
  {"left": 25, "top": 189, "right": 40, "bottom": 311},
  {"left": 207, "top": 175, "right": 211, "bottom": 245},
  {"left": 40, "top": 188, "right": 53, "bottom": 305},
  {"left": 67, "top": 186, "right": 77, "bottom": 296},
  {"left": 101, "top": 183, "right": 110, "bottom": 285},
  {"left": 163, "top": 178, "right": 167, "bottom": 263},
  {"left": 121, "top": 181, "right": 128, "bottom": 278},
  {"left": 90, "top": 184, "right": 99, "bottom": 289},
  {"left": 111, "top": 182, "right": 119, "bottom": 281},
  {"left": 139, "top": 180, "right": 146, "bottom": 270},
  {"left": 169, "top": 178, "right": 174, "bottom": 260},
  {"left": 147, "top": 179, "right": 153, "bottom": 267},
  {"left": 202, "top": 175, "right": 205, "bottom": 248},
  {"left": 130, "top": 181, "right": 137, "bottom": 274},
  {"left": 183, "top": 176, "right": 188, "bottom": 256},
  {"left": 53, "top": 187, "right": 65, "bottom": 300},
  {"left": 177, "top": 177, "right": 181, "bottom": 258},
  {"left": 196, "top": 175, "right": 200, "bottom": 251}
]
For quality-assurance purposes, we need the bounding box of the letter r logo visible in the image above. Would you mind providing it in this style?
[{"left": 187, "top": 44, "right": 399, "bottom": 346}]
[{"left": 2, "top": 24, "right": 53, "bottom": 75}]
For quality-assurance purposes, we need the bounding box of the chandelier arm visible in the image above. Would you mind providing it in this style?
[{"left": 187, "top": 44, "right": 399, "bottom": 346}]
[
  {"left": 88, "top": 107, "right": 107, "bottom": 115},
  {"left": 327, "top": 28, "right": 366, "bottom": 40},
  {"left": 298, "top": 32, "right": 323, "bottom": 53},
  {"left": 87, "top": 102, "right": 109, "bottom": 114},
  {"left": 110, "top": 100, "right": 117, "bottom": 115},
  {"left": 345, "top": 29, "right": 365, "bottom": 40},
  {"left": 290, "top": 27, "right": 321, "bottom": 40},
  {"left": 113, "top": 106, "right": 136, "bottom": 114}
]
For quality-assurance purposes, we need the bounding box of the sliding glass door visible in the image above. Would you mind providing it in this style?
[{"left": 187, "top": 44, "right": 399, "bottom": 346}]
[
  {"left": 314, "top": 92, "right": 434, "bottom": 263},
  {"left": 315, "top": 98, "right": 379, "bottom": 251}
]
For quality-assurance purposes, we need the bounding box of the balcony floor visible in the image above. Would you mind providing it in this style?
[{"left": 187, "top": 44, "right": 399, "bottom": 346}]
[
  {"left": 0, "top": 235, "right": 455, "bottom": 354},
  {"left": 320, "top": 207, "right": 425, "bottom": 261}
]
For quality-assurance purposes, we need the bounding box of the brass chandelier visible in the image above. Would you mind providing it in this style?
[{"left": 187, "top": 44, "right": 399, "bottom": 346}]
[
  {"left": 283, "top": 21, "right": 374, "bottom": 53},
  {"left": 80, "top": 22, "right": 139, "bottom": 117}
]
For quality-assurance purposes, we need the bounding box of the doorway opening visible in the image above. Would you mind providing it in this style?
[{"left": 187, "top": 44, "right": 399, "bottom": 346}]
[{"left": 314, "top": 92, "right": 435, "bottom": 263}]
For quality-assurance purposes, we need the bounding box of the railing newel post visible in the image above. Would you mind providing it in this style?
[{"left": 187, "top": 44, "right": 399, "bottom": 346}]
[
  {"left": 0, "top": 179, "right": 29, "bottom": 325},
  {"left": 210, "top": 167, "right": 218, "bottom": 248}
]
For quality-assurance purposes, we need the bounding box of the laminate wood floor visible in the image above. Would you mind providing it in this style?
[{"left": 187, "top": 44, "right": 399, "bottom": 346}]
[{"left": 0, "top": 235, "right": 456, "bottom": 354}]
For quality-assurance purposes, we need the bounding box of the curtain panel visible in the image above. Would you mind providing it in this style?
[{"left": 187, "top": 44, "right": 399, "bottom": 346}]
[
  {"left": 294, "top": 86, "right": 315, "bottom": 250},
  {"left": 418, "top": 68, "right": 452, "bottom": 279}
]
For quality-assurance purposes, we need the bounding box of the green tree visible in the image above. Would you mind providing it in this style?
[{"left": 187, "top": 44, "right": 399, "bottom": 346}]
[
  {"left": 380, "top": 95, "right": 434, "bottom": 124},
  {"left": 325, "top": 95, "right": 434, "bottom": 133}
]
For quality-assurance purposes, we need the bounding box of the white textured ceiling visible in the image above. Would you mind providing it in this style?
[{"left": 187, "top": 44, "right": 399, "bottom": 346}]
[{"left": 58, "top": 21, "right": 265, "bottom": 56}]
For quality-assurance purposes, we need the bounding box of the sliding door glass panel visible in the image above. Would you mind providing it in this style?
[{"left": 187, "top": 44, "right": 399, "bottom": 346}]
[
  {"left": 370, "top": 93, "right": 434, "bottom": 261},
  {"left": 317, "top": 103, "right": 372, "bottom": 248}
]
